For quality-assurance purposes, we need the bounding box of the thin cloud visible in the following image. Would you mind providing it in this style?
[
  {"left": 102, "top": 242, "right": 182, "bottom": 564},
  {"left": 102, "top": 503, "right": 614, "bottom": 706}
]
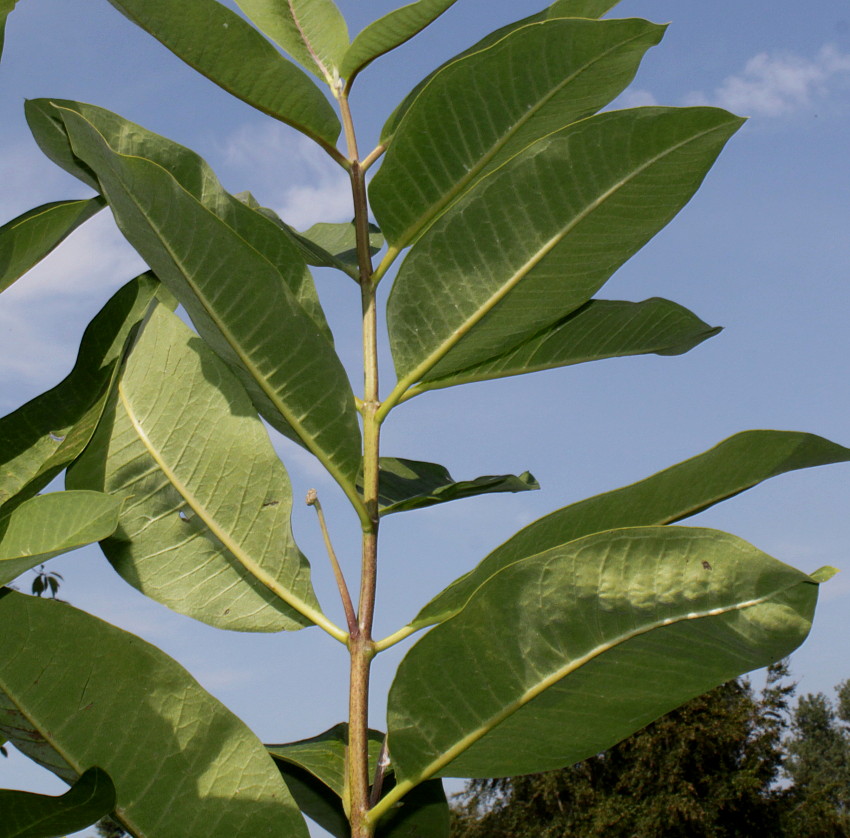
[
  {"left": 684, "top": 44, "right": 850, "bottom": 117},
  {"left": 222, "top": 122, "right": 352, "bottom": 230}
]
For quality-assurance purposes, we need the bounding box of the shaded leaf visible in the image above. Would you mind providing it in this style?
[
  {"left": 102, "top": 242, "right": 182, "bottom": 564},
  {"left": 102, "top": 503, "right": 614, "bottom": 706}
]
[
  {"left": 388, "top": 526, "right": 823, "bottom": 782},
  {"left": 410, "top": 298, "right": 720, "bottom": 394},
  {"left": 412, "top": 430, "right": 850, "bottom": 630},
  {"left": 371, "top": 18, "right": 665, "bottom": 250},
  {"left": 0, "top": 273, "right": 160, "bottom": 512},
  {"left": 268, "top": 726, "right": 449, "bottom": 838},
  {"left": 103, "top": 0, "right": 341, "bottom": 147},
  {"left": 387, "top": 108, "right": 743, "bottom": 389},
  {"left": 35, "top": 100, "right": 362, "bottom": 496},
  {"left": 67, "top": 304, "right": 330, "bottom": 635},
  {"left": 296, "top": 221, "right": 384, "bottom": 276},
  {"left": 341, "top": 0, "right": 460, "bottom": 81},
  {"left": 380, "top": 0, "right": 622, "bottom": 142},
  {"left": 0, "top": 590, "right": 308, "bottom": 838},
  {"left": 0, "top": 491, "right": 121, "bottom": 587},
  {"left": 0, "top": 767, "right": 115, "bottom": 838},
  {"left": 362, "top": 457, "right": 538, "bottom": 515},
  {"left": 0, "top": 198, "right": 104, "bottom": 294},
  {"left": 235, "top": 0, "right": 349, "bottom": 83}
]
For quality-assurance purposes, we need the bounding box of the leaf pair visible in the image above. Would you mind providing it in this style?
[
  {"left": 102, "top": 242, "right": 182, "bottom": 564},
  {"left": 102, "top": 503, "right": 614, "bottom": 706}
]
[
  {"left": 0, "top": 590, "right": 309, "bottom": 838},
  {"left": 371, "top": 14, "right": 742, "bottom": 403},
  {"left": 376, "top": 431, "right": 850, "bottom": 795}
]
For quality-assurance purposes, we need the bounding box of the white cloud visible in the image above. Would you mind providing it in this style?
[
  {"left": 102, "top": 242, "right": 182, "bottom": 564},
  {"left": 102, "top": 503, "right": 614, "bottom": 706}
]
[
  {"left": 222, "top": 122, "right": 352, "bottom": 230},
  {"left": 684, "top": 44, "right": 850, "bottom": 117}
]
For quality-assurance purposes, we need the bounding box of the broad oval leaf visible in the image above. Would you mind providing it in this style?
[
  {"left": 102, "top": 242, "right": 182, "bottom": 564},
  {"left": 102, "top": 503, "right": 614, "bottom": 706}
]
[
  {"left": 235, "top": 0, "right": 349, "bottom": 83},
  {"left": 287, "top": 220, "right": 384, "bottom": 279},
  {"left": 104, "top": 0, "right": 341, "bottom": 146},
  {"left": 268, "top": 726, "right": 449, "bottom": 838},
  {"left": 66, "top": 304, "right": 334, "bottom": 635},
  {"left": 388, "top": 526, "right": 823, "bottom": 782},
  {"left": 0, "top": 273, "right": 161, "bottom": 512},
  {"left": 0, "top": 491, "right": 121, "bottom": 587},
  {"left": 363, "top": 457, "right": 538, "bottom": 515},
  {"left": 0, "top": 198, "right": 104, "bottom": 294},
  {"left": 35, "top": 100, "right": 362, "bottom": 498},
  {"left": 0, "top": 590, "right": 308, "bottom": 838},
  {"left": 0, "top": 767, "right": 115, "bottom": 838},
  {"left": 340, "top": 0, "right": 460, "bottom": 81},
  {"left": 411, "top": 430, "right": 850, "bottom": 630},
  {"left": 370, "top": 17, "right": 665, "bottom": 249},
  {"left": 408, "top": 298, "right": 720, "bottom": 394},
  {"left": 387, "top": 107, "right": 743, "bottom": 387}
]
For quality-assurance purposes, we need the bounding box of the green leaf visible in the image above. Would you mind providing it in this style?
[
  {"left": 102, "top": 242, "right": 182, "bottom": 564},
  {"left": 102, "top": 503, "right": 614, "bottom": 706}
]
[
  {"left": 0, "top": 767, "right": 115, "bottom": 838},
  {"left": 548, "top": 0, "right": 622, "bottom": 17},
  {"left": 268, "top": 726, "right": 449, "bottom": 838},
  {"left": 411, "top": 430, "right": 850, "bottom": 630},
  {"left": 379, "top": 0, "right": 622, "bottom": 143},
  {"left": 234, "top": 0, "right": 349, "bottom": 83},
  {"left": 362, "top": 457, "right": 539, "bottom": 515},
  {"left": 67, "top": 304, "right": 330, "bottom": 635},
  {"left": 371, "top": 17, "right": 665, "bottom": 247},
  {"left": 268, "top": 723, "right": 386, "bottom": 798},
  {"left": 0, "top": 198, "right": 105, "bottom": 294},
  {"left": 387, "top": 526, "right": 823, "bottom": 783},
  {"left": 295, "top": 221, "right": 384, "bottom": 276},
  {"left": 104, "top": 0, "right": 341, "bottom": 147},
  {"left": 340, "top": 0, "right": 460, "bottom": 81},
  {"left": 36, "top": 100, "right": 362, "bottom": 497},
  {"left": 0, "top": 590, "right": 308, "bottom": 838},
  {"left": 409, "top": 298, "right": 721, "bottom": 394},
  {"left": 386, "top": 108, "right": 743, "bottom": 389},
  {"left": 0, "top": 273, "right": 160, "bottom": 512},
  {"left": 0, "top": 491, "right": 121, "bottom": 587}
]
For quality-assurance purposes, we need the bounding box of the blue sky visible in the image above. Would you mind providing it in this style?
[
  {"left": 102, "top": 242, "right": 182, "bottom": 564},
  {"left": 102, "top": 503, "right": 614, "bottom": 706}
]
[{"left": 1, "top": 0, "right": 849, "bottom": 832}]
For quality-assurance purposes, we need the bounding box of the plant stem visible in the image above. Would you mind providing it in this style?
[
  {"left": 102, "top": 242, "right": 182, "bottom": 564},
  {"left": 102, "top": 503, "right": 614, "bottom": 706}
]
[
  {"left": 307, "top": 489, "right": 358, "bottom": 637},
  {"left": 340, "top": 89, "right": 381, "bottom": 838}
]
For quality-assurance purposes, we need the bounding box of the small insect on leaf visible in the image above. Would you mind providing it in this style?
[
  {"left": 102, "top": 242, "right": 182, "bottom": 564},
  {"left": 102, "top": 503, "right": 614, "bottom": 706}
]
[{"left": 702, "top": 560, "right": 713, "bottom": 571}]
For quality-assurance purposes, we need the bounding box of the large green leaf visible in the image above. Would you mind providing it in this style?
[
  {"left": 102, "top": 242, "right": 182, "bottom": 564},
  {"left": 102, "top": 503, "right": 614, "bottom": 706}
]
[
  {"left": 386, "top": 526, "right": 825, "bottom": 785},
  {"left": 0, "top": 198, "right": 104, "bottom": 294},
  {"left": 268, "top": 726, "right": 449, "bottom": 838},
  {"left": 0, "top": 491, "right": 121, "bottom": 587},
  {"left": 0, "top": 273, "right": 160, "bottom": 513},
  {"left": 35, "top": 100, "right": 362, "bottom": 498},
  {"left": 411, "top": 430, "right": 850, "bottom": 630},
  {"left": 386, "top": 108, "right": 743, "bottom": 390},
  {"left": 379, "top": 0, "right": 622, "bottom": 142},
  {"left": 28, "top": 102, "right": 332, "bottom": 343},
  {"left": 103, "top": 0, "right": 341, "bottom": 147},
  {"left": 340, "top": 0, "right": 460, "bottom": 81},
  {"left": 235, "top": 0, "right": 349, "bottom": 83},
  {"left": 294, "top": 220, "right": 384, "bottom": 277},
  {"left": 67, "top": 304, "right": 333, "bottom": 636},
  {"left": 0, "top": 767, "right": 115, "bottom": 838},
  {"left": 362, "top": 457, "right": 538, "bottom": 515},
  {"left": 0, "top": 590, "right": 308, "bottom": 838},
  {"left": 408, "top": 298, "right": 720, "bottom": 394},
  {"left": 370, "top": 17, "right": 664, "bottom": 248}
]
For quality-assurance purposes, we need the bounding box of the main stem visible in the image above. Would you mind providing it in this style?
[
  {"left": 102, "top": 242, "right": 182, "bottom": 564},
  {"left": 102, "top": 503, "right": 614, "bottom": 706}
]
[{"left": 341, "top": 89, "right": 380, "bottom": 838}]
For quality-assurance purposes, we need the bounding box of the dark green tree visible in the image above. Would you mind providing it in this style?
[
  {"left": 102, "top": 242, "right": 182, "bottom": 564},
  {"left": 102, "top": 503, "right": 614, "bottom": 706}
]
[
  {"left": 452, "top": 665, "right": 794, "bottom": 837},
  {"left": 781, "top": 681, "right": 850, "bottom": 837}
]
